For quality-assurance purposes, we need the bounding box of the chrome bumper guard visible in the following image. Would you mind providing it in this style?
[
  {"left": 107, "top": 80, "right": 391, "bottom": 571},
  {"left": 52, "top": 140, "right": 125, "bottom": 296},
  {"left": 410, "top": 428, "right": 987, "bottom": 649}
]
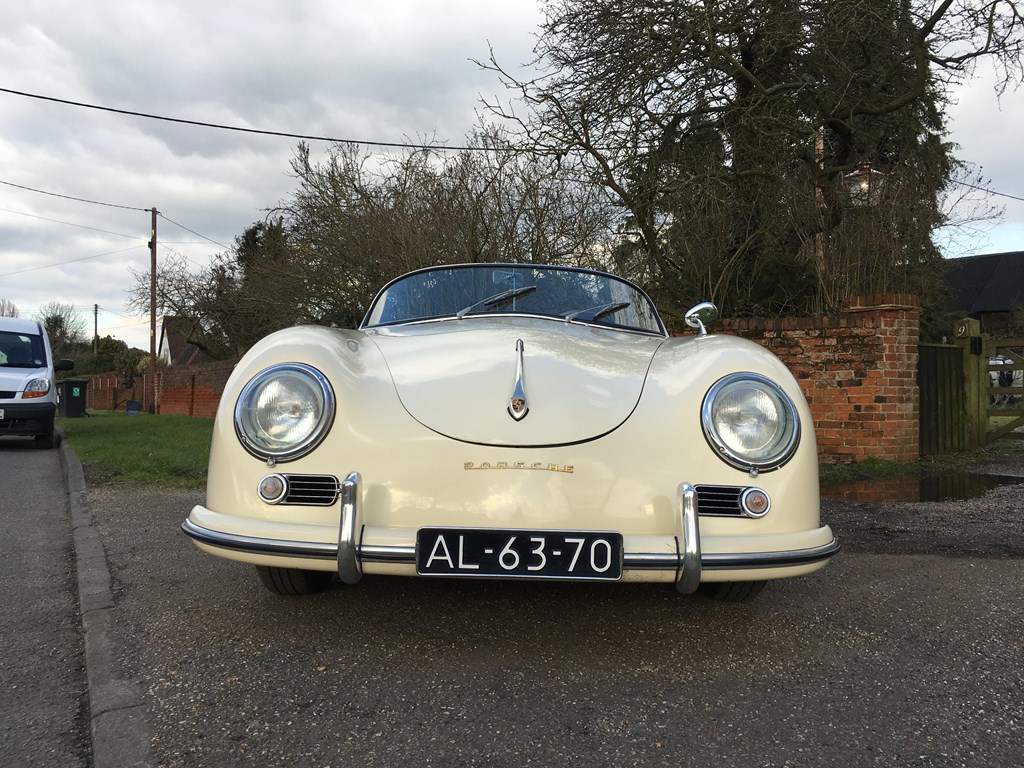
[
  {"left": 676, "top": 483, "right": 702, "bottom": 595},
  {"left": 336, "top": 472, "right": 362, "bottom": 584},
  {"left": 181, "top": 474, "right": 841, "bottom": 583}
]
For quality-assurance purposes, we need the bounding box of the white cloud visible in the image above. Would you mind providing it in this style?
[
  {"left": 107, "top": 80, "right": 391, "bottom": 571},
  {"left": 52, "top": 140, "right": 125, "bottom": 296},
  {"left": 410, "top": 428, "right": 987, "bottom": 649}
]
[
  {"left": 0, "top": 1, "right": 1020, "bottom": 351},
  {"left": 941, "top": 60, "right": 1024, "bottom": 257},
  {"left": 1, "top": 1, "right": 543, "bottom": 348}
]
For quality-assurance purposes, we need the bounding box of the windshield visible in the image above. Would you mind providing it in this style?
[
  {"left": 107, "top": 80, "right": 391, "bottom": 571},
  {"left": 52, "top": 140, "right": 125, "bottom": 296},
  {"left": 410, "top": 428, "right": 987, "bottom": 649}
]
[
  {"left": 0, "top": 331, "right": 46, "bottom": 368},
  {"left": 363, "top": 264, "right": 665, "bottom": 335}
]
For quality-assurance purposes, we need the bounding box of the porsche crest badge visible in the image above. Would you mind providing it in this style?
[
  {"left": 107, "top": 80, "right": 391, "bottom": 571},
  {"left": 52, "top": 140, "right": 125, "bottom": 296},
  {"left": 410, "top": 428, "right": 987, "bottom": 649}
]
[{"left": 508, "top": 339, "right": 529, "bottom": 421}]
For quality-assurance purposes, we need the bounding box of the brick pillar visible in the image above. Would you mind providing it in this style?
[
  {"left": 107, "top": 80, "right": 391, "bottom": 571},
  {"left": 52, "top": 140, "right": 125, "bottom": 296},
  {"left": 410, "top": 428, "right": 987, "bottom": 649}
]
[
  {"left": 842, "top": 294, "right": 921, "bottom": 463},
  {"left": 718, "top": 294, "right": 921, "bottom": 464}
]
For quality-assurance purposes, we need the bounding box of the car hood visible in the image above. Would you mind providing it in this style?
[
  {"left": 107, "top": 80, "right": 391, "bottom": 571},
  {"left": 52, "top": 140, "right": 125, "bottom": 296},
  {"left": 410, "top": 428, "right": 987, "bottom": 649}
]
[
  {"left": 0, "top": 366, "right": 44, "bottom": 393},
  {"left": 365, "top": 320, "right": 666, "bottom": 446}
]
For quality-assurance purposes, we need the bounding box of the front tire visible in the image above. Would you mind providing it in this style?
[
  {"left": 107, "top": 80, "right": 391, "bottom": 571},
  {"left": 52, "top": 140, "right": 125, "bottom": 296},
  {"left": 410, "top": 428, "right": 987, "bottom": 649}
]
[
  {"left": 256, "top": 566, "right": 335, "bottom": 596},
  {"left": 698, "top": 580, "right": 766, "bottom": 602}
]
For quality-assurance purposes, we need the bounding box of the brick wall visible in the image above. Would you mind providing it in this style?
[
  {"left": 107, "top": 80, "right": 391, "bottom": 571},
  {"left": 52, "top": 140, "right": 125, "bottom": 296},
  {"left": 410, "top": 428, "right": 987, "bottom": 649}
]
[
  {"left": 719, "top": 294, "right": 920, "bottom": 463},
  {"left": 84, "top": 295, "right": 921, "bottom": 463},
  {"left": 157, "top": 360, "right": 237, "bottom": 419}
]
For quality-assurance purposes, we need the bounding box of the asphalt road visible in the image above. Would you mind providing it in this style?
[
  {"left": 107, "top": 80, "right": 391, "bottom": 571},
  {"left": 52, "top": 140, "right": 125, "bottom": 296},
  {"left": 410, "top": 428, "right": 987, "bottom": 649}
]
[
  {"left": 0, "top": 436, "right": 90, "bottom": 766},
  {"left": 4, "top": 436, "right": 1024, "bottom": 767}
]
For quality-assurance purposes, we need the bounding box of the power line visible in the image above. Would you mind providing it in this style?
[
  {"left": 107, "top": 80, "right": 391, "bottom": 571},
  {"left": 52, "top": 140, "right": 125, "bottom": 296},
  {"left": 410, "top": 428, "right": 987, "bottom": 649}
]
[
  {"left": 1, "top": 177, "right": 229, "bottom": 251},
  {"left": 0, "top": 206, "right": 144, "bottom": 240},
  {"left": 157, "top": 213, "right": 229, "bottom": 249},
  {"left": 7, "top": 88, "right": 1024, "bottom": 201},
  {"left": 0, "top": 86, "right": 488, "bottom": 153},
  {"left": 97, "top": 305, "right": 135, "bottom": 319},
  {"left": 158, "top": 243, "right": 216, "bottom": 271},
  {"left": 0, "top": 178, "right": 148, "bottom": 211},
  {"left": 15, "top": 305, "right": 131, "bottom": 318},
  {"left": 2, "top": 93, "right": 1020, "bottom": 238},
  {"left": 0, "top": 245, "right": 143, "bottom": 277},
  {"left": 955, "top": 180, "right": 1024, "bottom": 203}
]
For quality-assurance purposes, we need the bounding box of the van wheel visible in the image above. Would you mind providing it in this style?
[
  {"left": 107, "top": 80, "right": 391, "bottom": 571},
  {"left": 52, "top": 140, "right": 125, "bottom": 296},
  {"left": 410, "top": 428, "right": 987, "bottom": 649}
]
[
  {"left": 256, "top": 566, "right": 335, "bottom": 596},
  {"left": 35, "top": 430, "right": 56, "bottom": 450},
  {"left": 698, "top": 581, "right": 766, "bottom": 602}
]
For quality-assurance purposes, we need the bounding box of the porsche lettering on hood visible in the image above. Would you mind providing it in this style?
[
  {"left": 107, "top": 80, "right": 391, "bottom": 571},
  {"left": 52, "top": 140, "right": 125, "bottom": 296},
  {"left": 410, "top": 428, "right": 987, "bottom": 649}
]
[{"left": 367, "top": 321, "right": 664, "bottom": 447}]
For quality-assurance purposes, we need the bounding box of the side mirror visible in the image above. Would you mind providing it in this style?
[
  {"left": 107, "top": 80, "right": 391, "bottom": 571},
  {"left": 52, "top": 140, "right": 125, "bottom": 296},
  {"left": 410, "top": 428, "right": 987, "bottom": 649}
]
[
  {"left": 684, "top": 302, "right": 718, "bottom": 337},
  {"left": 55, "top": 358, "right": 75, "bottom": 372}
]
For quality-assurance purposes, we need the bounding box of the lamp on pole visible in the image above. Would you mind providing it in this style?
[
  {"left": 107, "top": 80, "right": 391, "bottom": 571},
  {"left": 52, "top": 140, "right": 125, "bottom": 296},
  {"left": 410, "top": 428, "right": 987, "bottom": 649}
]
[
  {"left": 841, "top": 162, "right": 889, "bottom": 296},
  {"left": 843, "top": 162, "right": 886, "bottom": 206}
]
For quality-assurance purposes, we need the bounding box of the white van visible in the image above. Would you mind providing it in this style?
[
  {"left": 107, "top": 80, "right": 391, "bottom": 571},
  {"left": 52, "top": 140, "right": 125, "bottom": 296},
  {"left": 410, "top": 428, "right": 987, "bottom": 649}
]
[{"left": 0, "top": 317, "right": 74, "bottom": 449}]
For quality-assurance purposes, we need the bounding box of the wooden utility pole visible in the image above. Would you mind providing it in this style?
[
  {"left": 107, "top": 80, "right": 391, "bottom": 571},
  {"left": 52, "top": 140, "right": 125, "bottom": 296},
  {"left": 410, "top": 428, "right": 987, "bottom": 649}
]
[
  {"left": 93, "top": 303, "right": 98, "bottom": 354},
  {"left": 149, "top": 207, "right": 158, "bottom": 414}
]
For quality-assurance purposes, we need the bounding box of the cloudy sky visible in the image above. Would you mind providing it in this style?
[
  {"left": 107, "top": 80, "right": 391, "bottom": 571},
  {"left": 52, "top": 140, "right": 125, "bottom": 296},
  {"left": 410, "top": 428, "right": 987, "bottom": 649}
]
[{"left": 1, "top": 2, "right": 1021, "bottom": 351}]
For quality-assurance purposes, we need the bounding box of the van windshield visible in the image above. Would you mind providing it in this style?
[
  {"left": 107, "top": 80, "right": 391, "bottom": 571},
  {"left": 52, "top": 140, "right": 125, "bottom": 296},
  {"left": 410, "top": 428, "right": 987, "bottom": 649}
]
[{"left": 0, "top": 331, "right": 45, "bottom": 368}]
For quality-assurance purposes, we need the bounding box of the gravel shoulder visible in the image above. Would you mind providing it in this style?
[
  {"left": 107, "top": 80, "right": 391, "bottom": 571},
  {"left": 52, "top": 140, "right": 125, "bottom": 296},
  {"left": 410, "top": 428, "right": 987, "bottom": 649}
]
[{"left": 822, "top": 443, "right": 1024, "bottom": 559}]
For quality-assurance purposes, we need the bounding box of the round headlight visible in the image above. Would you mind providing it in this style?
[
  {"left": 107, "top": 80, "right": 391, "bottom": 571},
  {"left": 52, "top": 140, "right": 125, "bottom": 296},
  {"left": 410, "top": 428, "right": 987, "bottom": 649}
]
[
  {"left": 702, "top": 373, "right": 800, "bottom": 472},
  {"left": 234, "top": 364, "right": 334, "bottom": 462}
]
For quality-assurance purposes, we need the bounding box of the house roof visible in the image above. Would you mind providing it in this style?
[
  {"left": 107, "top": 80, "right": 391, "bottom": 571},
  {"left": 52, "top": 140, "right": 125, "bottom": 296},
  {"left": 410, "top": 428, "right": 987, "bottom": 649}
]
[
  {"left": 944, "top": 251, "right": 1024, "bottom": 315},
  {"left": 158, "top": 317, "right": 213, "bottom": 366}
]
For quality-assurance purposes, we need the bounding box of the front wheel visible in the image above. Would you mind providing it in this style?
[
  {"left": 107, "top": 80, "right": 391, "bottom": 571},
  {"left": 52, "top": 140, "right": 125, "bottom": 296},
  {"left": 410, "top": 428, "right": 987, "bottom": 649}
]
[
  {"left": 256, "top": 566, "right": 335, "bottom": 596},
  {"left": 698, "top": 581, "right": 766, "bottom": 602}
]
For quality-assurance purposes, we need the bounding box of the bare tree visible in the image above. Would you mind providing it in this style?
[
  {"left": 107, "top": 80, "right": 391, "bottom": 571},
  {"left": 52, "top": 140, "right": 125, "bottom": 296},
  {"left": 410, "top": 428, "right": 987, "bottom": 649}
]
[
  {"left": 276, "top": 128, "right": 616, "bottom": 325},
  {"left": 0, "top": 298, "right": 19, "bottom": 317},
  {"left": 128, "top": 219, "right": 307, "bottom": 359},
  {"left": 36, "top": 301, "right": 86, "bottom": 359},
  {"left": 127, "top": 124, "right": 617, "bottom": 357}
]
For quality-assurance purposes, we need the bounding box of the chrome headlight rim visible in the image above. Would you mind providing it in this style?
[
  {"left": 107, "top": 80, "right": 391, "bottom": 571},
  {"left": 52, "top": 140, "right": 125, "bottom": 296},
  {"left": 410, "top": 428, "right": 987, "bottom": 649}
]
[
  {"left": 234, "top": 363, "right": 335, "bottom": 463},
  {"left": 701, "top": 372, "right": 801, "bottom": 473}
]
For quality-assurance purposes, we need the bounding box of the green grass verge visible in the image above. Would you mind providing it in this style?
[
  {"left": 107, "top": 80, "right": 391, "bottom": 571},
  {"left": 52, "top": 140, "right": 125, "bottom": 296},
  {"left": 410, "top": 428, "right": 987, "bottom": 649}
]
[
  {"left": 818, "top": 457, "right": 918, "bottom": 487},
  {"left": 58, "top": 410, "right": 1021, "bottom": 491},
  {"left": 819, "top": 438, "right": 1024, "bottom": 487},
  {"left": 58, "top": 411, "right": 213, "bottom": 488}
]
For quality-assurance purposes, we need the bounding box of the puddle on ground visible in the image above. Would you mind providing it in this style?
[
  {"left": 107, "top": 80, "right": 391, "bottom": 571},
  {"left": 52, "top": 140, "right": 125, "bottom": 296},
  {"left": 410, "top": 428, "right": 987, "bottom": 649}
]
[{"left": 821, "top": 472, "right": 1024, "bottom": 503}]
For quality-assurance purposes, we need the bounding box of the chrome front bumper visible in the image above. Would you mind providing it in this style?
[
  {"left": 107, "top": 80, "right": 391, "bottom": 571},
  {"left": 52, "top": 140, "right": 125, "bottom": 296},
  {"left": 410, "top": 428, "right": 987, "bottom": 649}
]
[{"left": 182, "top": 477, "right": 840, "bottom": 592}]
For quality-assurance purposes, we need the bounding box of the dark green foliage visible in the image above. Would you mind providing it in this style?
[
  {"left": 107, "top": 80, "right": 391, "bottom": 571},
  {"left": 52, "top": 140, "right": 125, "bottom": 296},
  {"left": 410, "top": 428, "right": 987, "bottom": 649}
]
[
  {"left": 484, "top": 0, "right": 1023, "bottom": 320},
  {"left": 69, "top": 336, "right": 147, "bottom": 377}
]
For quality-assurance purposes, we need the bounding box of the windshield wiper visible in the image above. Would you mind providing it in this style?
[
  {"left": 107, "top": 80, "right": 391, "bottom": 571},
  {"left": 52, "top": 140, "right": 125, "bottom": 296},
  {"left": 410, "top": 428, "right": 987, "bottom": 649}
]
[
  {"left": 563, "top": 301, "right": 631, "bottom": 323},
  {"left": 456, "top": 285, "right": 537, "bottom": 319}
]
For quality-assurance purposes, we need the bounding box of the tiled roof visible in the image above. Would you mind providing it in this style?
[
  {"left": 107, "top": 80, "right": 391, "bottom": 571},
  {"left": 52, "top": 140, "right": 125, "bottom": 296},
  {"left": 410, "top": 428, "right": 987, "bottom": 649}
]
[
  {"left": 944, "top": 251, "right": 1024, "bottom": 314},
  {"left": 158, "top": 317, "right": 213, "bottom": 366}
]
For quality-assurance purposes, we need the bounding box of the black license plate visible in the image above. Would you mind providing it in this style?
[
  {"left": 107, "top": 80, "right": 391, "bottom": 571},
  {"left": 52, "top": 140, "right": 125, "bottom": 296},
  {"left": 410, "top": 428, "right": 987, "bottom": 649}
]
[{"left": 416, "top": 528, "right": 623, "bottom": 580}]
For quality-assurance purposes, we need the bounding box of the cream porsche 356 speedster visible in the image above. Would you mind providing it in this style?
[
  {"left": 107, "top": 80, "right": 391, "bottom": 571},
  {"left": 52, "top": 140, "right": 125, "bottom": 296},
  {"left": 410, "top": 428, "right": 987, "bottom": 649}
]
[{"left": 182, "top": 263, "right": 839, "bottom": 601}]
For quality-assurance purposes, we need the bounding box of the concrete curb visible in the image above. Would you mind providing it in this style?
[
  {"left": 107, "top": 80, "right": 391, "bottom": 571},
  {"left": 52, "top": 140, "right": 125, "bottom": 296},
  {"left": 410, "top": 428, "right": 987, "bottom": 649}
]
[{"left": 59, "top": 430, "right": 155, "bottom": 768}]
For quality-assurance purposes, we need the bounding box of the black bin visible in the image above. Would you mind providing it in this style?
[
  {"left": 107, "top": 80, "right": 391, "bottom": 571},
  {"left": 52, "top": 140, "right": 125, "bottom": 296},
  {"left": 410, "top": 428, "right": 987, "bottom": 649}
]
[{"left": 58, "top": 379, "right": 89, "bottom": 418}]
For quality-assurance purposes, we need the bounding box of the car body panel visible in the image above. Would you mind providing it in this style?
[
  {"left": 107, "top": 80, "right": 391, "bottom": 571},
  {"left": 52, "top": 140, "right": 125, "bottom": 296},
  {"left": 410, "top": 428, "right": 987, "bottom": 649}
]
[
  {"left": 184, "top": 264, "right": 837, "bottom": 595},
  {"left": 366, "top": 319, "right": 666, "bottom": 446}
]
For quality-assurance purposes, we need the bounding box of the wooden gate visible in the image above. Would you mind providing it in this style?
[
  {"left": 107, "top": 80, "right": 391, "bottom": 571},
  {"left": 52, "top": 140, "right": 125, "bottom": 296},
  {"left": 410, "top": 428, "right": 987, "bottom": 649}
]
[
  {"left": 918, "top": 343, "right": 967, "bottom": 455},
  {"left": 921, "top": 323, "right": 1024, "bottom": 455},
  {"left": 981, "top": 337, "right": 1024, "bottom": 444}
]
